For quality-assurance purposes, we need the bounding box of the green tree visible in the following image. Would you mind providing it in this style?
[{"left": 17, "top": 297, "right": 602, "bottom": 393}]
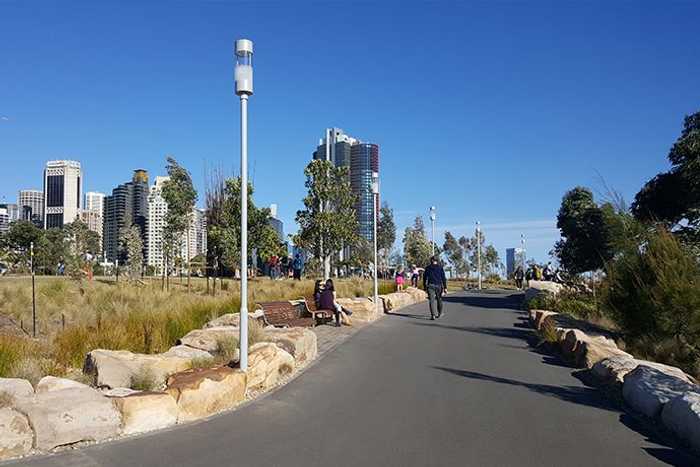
[
  {"left": 377, "top": 202, "right": 396, "bottom": 271},
  {"left": 35, "top": 228, "right": 68, "bottom": 275},
  {"left": 443, "top": 231, "right": 468, "bottom": 277},
  {"left": 207, "top": 176, "right": 284, "bottom": 275},
  {"left": 553, "top": 187, "right": 615, "bottom": 274},
  {"left": 64, "top": 219, "right": 100, "bottom": 280},
  {"left": 161, "top": 156, "right": 197, "bottom": 289},
  {"left": 632, "top": 111, "right": 700, "bottom": 246},
  {"left": 3, "top": 220, "right": 43, "bottom": 270},
  {"left": 295, "top": 159, "right": 360, "bottom": 279},
  {"left": 119, "top": 224, "right": 144, "bottom": 280},
  {"left": 403, "top": 216, "right": 432, "bottom": 268}
]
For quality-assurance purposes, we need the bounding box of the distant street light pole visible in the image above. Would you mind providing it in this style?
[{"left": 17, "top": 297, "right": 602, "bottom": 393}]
[
  {"left": 521, "top": 233, "right": 526, "bottom": 288},
  {"left": 429, "top": 206, "right": 436, "bottom": 256},
  {"left": 235, "top": 38, "right": 254, "bottom": 371},
  {"left": 30, "top": 241, "right": 37, "bottom": 337},
  {"left": 372, "top": 172, "right": 380, "bottom": 314},
  {"left": 477, "top": 221, "right": 482, "bottom": 290}
]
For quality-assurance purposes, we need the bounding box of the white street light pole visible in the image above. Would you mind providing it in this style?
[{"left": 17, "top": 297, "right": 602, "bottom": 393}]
[
  {"left": 521, "top": 233, "right": 526, "bottom": 282},
  {"left": 235, "top": 38, "right": 254, "bottom": 371},
  {"left": 372, "top": 172, "right": 380, "bottom": 314},
  {"left": 477, "top": 221, "right": 482, "bottom": 290},
  {"left": 429, "top": 206, "right": 436, "bottom": 257}
]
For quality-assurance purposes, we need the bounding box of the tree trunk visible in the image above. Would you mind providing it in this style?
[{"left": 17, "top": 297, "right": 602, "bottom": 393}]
[{"left": 186, "top": 229, "right": 191, "bottom": 292}]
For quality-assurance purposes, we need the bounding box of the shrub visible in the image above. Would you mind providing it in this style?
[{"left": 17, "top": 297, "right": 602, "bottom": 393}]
[{"left": 602, "top": 228, "right": 700, "bottom": 375}]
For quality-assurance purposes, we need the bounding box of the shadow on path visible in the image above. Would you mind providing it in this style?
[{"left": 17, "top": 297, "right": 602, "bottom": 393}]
[
  {"left": 443, "top": 293, "right": 523, "bottom": 310},
  {"left": 432, "top": 366, "right": 619, "bottom": 412},
  {"left": 389, "top": 311, "right": 432, "bottom": 321}
]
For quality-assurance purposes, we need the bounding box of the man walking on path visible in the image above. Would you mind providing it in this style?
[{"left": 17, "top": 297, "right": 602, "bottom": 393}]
[{"left": 423, "top": 256, "right": 447, "bottom": 320}]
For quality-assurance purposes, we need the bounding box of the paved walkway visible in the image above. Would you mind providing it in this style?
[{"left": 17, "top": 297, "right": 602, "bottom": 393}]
[{"left": 8, "top": 292, "right": 698, "bottom": 467}]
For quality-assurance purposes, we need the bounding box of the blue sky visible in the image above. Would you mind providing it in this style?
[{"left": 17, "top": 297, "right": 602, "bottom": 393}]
[{"left": 1, "top": 1, "right": 699, "bottom": 264}]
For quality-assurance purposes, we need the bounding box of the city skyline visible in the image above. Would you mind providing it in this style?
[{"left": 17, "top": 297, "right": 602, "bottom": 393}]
[{"left": 2, "top": 2, "right": 700, "bottom": 262}]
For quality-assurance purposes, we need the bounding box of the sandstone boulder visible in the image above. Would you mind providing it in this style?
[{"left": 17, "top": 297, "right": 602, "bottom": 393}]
[
  {"left": 622, "top": 366, "right": 699, "bottom": 418},
  {"left": 661, "top": 392, "right": 700, "bottom": 453},
  {"left": 14, "top": 386, "right": 122, "bottom": 451},
  {"left": 404, "top": 287, "right": 428, "bottom": 302},
  {"left": 524, "top": 280, "right": 564, "bottom": 301},
  {"left": 84, "top": 346, "right": 213, "bottom": 390},
  {"left": 0, "top": 378, "right": 34, "bottom": 401},
  {"left": 247, "top": 343, "right": 294, "bottom": 391},
  {"left": 203, "top": 310, "right": 265, "bottom": 329},
  {"left": 109, "top": 391, "right": 178, "bottom": 435},
  {"left": 0, "top": 408, "right": 33, "bottom": 460},
  {"left": 534, "top": 310, "right": 558, "bottom": 331},
  {"left": 592, "top": 355, "right": 640, "bottom": 385},
  {"left": 36, "top": 376, "right": 89, "bottom": 393},
  {"left": 577, "top": 340, "right": 631, "bottom": 369},
  {"left": 263, "top": 327, "right": 317, "bottom": 366},
  {"left": 336, "top": 297, "right": 380, "bottom": 323},
  {"left": 166, "top": 366, "right": 246, "bottom": 423},
  {"left": 380, "top": 292, "right": 414, "bottom": 312},
  {"left": 177, "top": 326, "right": 239, "bottom": 354}
]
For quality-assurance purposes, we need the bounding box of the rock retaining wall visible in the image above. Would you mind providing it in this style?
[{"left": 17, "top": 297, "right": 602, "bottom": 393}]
[
  {"left": 528, "top": 305, "right": 700, "bottom": 454},
  {"left": 0, "top": 288, "right": 426, "bottom": 461}
]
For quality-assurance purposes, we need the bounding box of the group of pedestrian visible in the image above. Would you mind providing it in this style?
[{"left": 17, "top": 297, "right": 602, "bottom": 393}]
[
  {"left": 394, "top": 257, "right": 447, "bottom": 321},
  {"left": 394, "top": 264, "right": 424, "bottom": 291},
  {"left": 313, "top": 279, "right": 352, "bottom": 327},
  {"left": 265, "top": 253, "right": 305, "bottom": 281},
  {"left": 514, "top": 261, "right": 563, "bottom": 289}
]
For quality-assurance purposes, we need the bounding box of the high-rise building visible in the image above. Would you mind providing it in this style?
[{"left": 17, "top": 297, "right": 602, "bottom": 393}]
[
  {"left": 194, "top": 208, "right": 207, "bottom": 258},
  {"left": 312, "top": 128, "right": 380, "bottom": 242},
  {"left": 268, "top": 204, "right": 284, "bottom": 242},
  {"left": 0, "top": 206, "right": 9, "bottom": 233},
  {"left": 43, "top": 160, "right": 82, "bottom": 229},
  {"left": 18, "top": 189, "right": 43, "bottom": 227},
  {"left": 85, "top": 192, "right": 105, "bottom": 214},
  {"left": 506, "top": 247, "right": 525, "bottom": 278},
  {"left": 351, "top": 143, "right": 380, "bottom": 241},
  {"left": 146, "top": 176, "right": 169, "bottom": 273},
  {"left": 103, "top": 170, "right": 149, "bottom": 262}
]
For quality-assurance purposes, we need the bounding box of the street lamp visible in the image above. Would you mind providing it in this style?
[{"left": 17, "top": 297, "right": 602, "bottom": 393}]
[
  {"left": 520, "top": 233, "right": 526, "bottom": 289},
  {"left": 476, "top": 221, "right": 482, "bottom": 290},
  {"left": 372, "top": 172, "right": 380, "bottom": 314},
  {"left": 429, "top": 206, "right": 436, "bottom": 256},
  {"left": 235, "top": 38, "right": 253, "bottom": 371}
]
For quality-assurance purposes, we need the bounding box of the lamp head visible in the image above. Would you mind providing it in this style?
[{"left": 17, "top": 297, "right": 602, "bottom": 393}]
[{"left": 234, "top": 39, "right": 254, "bottom": 96}]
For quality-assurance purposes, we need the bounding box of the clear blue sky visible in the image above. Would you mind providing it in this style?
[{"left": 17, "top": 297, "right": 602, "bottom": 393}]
[{"left": 1, "top": 1, "right": 699, "bottom": 264}]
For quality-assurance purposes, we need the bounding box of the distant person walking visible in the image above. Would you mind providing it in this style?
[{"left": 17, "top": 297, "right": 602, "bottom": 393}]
[
  {"left": 514, "top": 265, "right": 524, "bottom": 289},
  {"left": 410, "top": 264, "right": 421, "bottom": 288},
  {"left": 292, "top": 254, "right": 304, "bottom": 281},
  {"left": 423, "top": 256, "right": 447, "bottom": 320},
  {"left": 395, "top": 267, "right": 406, "bottom": 291}
]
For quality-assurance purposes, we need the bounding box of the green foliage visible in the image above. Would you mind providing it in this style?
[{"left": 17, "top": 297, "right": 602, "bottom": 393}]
[
  {"left": 603, "top": 229, "right": 700, "bottom": 367},
  {"left": 119, "top": 224, "right": 144, "bottom": 279},
  {"left": 162, "top": 156, "right": 197, "bottom": 275},
  {"left": 403, "top": 216, "right": 432, "bottom": 268},
  {"left": 554, "top": 187, "right": 616, "bottom": 274},
  {"left": 442, "top": 231, "right": 468, "bottom": 276},
  {"left": 632, "top": 111, "right": 700, "bottom": 246},
  {"left": 377, "top": 202, "right": 396, "bottom": 268},
  {"left": 207, "top": 176, "right": 284, "bottom": 272},
  {"left": 130, "top": 368, "right": 157, "bottom": 391},
  {"left": 295, "top": 160, "right": 360, "bottom": 272}
]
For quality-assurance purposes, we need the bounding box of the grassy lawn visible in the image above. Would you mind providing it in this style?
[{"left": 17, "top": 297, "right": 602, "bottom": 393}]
[{"left": 0, "top": 275, "right": 395, "bottom": 383}]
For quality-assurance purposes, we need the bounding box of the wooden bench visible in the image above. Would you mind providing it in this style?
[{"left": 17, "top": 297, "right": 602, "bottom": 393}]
[{"left": 296, "top": 298, "right": 335, "bottom": 326}]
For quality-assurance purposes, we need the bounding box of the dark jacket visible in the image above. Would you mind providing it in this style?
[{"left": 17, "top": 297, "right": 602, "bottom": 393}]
[
  {"left": 319, "top": 290, "right": 336, "bottom": 311},
  {"left": 423, "top": 263, "right": 447, "bottom": 289}
]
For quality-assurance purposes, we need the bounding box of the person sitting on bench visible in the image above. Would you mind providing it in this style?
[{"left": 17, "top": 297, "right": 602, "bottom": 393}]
[{"left": 318, "top": 279, "right": 352, "bottom": 327}]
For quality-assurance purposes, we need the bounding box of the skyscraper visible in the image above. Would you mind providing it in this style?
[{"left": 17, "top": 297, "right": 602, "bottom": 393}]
[
  {"left": 85, "top": 191, "right": 105, "bottom": 214},
  {"left": 43, "top": 160, "right": 82, "bottom": 229},
  {"left": 194, "top": 208, "right": 207, "bottom": 258},
  {"left": 351, "top": 143, "right": 380, "bottom": 241},
  {"left": 312, "top": 128, "right": 380, "bottom": 242},
  {"left": 103, "top": 170, "right": 149, "bottom": 262},
  {"left": 18, "top": 189, "right": 43, "bottom": 227},
  {"left": 146, "top": 176, "right": 169, "bottom": 273}
]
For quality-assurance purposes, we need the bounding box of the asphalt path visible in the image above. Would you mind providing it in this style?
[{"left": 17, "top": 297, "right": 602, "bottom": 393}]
[{"left": 8, "top": 291, "right": 698, "bottom": 467}]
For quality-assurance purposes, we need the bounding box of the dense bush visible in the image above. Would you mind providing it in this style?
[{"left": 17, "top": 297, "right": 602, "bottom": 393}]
[
  {"left": 525, "top": 290, "right": 600, "bottom": 321},
  {"left": 602, "top": 228, "right": 700, "bottom": 374}
]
